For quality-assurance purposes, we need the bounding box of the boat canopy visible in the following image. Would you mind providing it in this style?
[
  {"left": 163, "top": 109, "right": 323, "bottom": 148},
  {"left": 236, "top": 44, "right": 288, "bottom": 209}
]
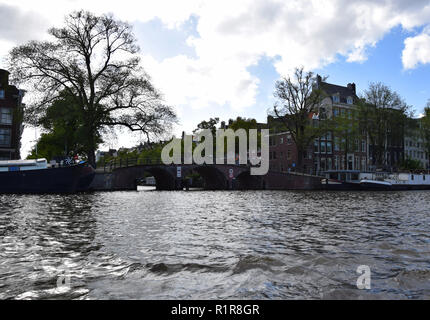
[{"left": 0, "top": 159, "right": 48, "bottom": 169}]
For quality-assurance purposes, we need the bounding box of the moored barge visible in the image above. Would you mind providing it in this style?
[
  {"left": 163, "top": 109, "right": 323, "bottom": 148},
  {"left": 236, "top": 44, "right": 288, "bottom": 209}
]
[
  {"left": 0, "top": 159, "right": 95, "bottom": 194},
  {"left": 322, "top": 170, "right": 430, "bottom": 191}
]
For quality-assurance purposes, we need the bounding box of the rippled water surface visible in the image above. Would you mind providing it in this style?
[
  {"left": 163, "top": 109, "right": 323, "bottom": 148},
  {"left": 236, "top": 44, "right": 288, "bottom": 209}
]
[{"left": 1, "top": 190, "right": 430, "bottom": 300}]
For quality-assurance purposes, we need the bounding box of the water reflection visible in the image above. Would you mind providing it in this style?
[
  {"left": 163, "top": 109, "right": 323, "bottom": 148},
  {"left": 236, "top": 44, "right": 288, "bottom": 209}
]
[{"left": 1, "top": 191, "right": 430, "bottom": 299}]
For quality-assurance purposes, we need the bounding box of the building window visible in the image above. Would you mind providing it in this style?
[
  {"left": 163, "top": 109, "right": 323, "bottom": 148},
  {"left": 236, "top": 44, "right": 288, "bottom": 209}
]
[
  {"left": 326, "top": 142, "right": 332, "bottom": 154},
  {"left": 334, "top": 156, "right": 339, "bottom": 170},
  {"left": 334, "top": 137, "right": 340, "bottom": 152},
  {"left": 327, "top": 158, "right": 332, "bottom": 170},
  {"left": 0, "top": 128, "right": 11, "bottom": 147},
  {"left": 361, "top": 140, "right": 366, "bottom": 153},
  {"left": 319, "top": 107, "right": 327, "bottom": 120},
  {"left": 280, "top": 137, "right": 284, "bottom": 144},
  {"left": 314, "top": 139, "right": 319, "bottom": 153},
  {"left": 333, "top": 95, "right": 340, "bottom": 103},
  {"left": 287, "top": 150, "right": 291, "bottom": 160},
  {"left": 348, "top": 155, "right": 353, "bottom": 170},
  {"left": 347, "top": 97, "right": 353, "bottom": 104},
  {"left": 0, "top": 90, "right": 4, "bottom": 99},
  {"left": 270, "top": 136, "right": 277, "bottom": 146},
  {"left": 320, "top": 141, "right": 326, "bottom": 153},
  {"left": 333, "top": 108, "right": 339, "bottom": 117},
  {"left": 341, "top": 138, "right": 346, "bottom": 152},
  {"left": 321, "top": 158, "right": 326, "bottom": 171},
  {"left": 0, "top": 108, "right": 12, "bottom": 125}
]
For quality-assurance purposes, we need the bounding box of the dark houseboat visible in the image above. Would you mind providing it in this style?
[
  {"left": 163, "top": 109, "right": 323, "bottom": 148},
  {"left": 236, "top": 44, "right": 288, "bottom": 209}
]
[
  {"left": 321, "top": 170, "right": 430, "bottom": 191},
  {"left": 0, "top": 159, "right": 95, "bottom": 194}
]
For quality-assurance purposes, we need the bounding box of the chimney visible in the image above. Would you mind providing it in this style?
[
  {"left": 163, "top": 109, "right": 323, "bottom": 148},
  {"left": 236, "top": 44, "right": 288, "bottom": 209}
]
[
  {"left": 0, "top": 69, "right": 10, "bottom": 88},
  {"left": 347, "top": 83, "right": 356, "bottom": 94},
  {"left": 315, "top": 74, "right": 322, "bottom": 89}
]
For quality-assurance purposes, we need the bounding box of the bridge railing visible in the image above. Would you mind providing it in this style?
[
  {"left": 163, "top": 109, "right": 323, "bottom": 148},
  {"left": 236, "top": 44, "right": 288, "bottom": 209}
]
[
  {"left": 101, "top": 157, "right": 163, "bottom": 173},
  {"left": 100, "top": 156, "right": 252, "bottom": 173}
]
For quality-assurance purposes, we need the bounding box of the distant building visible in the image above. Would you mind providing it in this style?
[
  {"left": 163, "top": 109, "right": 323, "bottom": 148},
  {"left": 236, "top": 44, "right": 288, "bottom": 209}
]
[
  {"left": 0, "top": 69, "right": 25, "bottom": 160},
  {"left": 315, "top": 75, "right": 368, "bottom": 173},
  {"left": 267, "top": 76, "right": 368, "bottom": 175},
  {"left": 404, "top": 119, "right": 429, "bottom": 169},
  {"left": 404, "top": 136, "right": 428, "bottom": 169},
  {"left": 96, "top": 149, "right": 118, "bottom": 163},
  {"left": 266, "top": 116, "right": 313, "bottom": 173}
]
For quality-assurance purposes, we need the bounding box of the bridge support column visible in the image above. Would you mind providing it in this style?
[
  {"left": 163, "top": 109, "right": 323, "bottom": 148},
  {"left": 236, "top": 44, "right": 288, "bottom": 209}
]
[{"left": 175, "top": 178, "right": 183, "bottom": 190}]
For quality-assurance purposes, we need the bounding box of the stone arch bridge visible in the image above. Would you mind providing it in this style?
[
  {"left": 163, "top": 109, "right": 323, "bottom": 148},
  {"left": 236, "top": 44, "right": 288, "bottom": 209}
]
[{"left": 91, "top": 163, "right": 323, "bottom": 191}]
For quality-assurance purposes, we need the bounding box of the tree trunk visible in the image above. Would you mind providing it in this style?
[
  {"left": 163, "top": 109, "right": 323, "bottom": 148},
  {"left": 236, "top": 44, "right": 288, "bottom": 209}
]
[
  {"left": 87, "top": 148, "right": 96, "bottom": 169},
  {"left": 297, "top": 148, "right": 304, "bottom": 173}
]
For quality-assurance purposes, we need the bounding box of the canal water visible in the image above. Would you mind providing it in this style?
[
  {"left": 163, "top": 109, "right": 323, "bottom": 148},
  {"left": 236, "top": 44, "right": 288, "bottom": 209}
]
[{"left": 1, "top": 190, "right": 430, "bottom": 300}]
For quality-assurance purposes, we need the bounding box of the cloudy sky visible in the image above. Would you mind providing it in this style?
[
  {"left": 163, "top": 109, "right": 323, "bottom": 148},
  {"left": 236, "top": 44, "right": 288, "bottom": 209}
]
[{"left": 1, "top": 0, "right": 430, "bottom": 157}]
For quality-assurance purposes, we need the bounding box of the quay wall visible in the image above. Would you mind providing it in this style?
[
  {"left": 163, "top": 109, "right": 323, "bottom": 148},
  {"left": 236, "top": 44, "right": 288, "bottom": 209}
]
[
  {"left": 90, "top": 169, "right": 323, "bottom": 191},
  {"left": 90, "top": 172, "right": 114, "bottom": 191}
]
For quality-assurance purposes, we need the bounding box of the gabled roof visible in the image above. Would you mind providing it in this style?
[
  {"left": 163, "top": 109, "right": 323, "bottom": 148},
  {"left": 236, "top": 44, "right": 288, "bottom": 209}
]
[{"left": 316, "top": 75, "right": 358, "bottom": 104}]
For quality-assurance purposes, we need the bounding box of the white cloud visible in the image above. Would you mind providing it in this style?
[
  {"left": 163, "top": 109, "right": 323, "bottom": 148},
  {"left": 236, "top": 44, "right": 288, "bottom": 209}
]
[
  {"left": 141, "top": 53, "right": 259, "bottom": 111},
  {"left": 138, "top": 0, "right": 430, "bottom": 113},
  {"left": 402, "top": 27, "right": 430, "bottom": 70},
  {"left": 2, "top": 0, "right": 430, "bottom": 155},
  {"left": 2, "top": 0, "right": 430, "bottom": 110}
]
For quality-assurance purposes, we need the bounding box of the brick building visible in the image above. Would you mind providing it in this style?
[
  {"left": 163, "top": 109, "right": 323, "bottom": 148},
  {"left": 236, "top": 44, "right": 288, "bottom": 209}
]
[
  {"left": 268, "top": 76, "right": 368, "bottom": 175},
  {"left": 0, "top": 69, "right": 25, "bottom": 160},
  {"left": 267, "top": 116, "right": 314, "bottom": 173},
  {"left": 315, "top": 75, "right": 368, "bottom": 174},
  {"left": 404, "top": 118, "right": 429, "bottom": 169}
]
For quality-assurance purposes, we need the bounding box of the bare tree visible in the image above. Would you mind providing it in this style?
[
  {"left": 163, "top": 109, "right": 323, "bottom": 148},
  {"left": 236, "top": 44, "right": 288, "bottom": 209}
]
[
  {"left": 8, "top": 10, "right": 177, "bottom": 167},
  {"left": 360, "top": 82, "right": 409, "bottom": 169},
  {"left": 272, "top": 67, "right": 329, "bottom": 171}
]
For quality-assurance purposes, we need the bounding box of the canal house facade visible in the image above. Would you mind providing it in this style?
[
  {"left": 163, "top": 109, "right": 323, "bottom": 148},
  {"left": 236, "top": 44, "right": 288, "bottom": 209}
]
[
  {"left": 315, "top": 76, "right": 368, "bottom": 174},
  {"left": 268, "top": 76, "right": 369, "bottom": 176},
  {"left": 0, "top": 69, "right": 24, "bottom": 160}
]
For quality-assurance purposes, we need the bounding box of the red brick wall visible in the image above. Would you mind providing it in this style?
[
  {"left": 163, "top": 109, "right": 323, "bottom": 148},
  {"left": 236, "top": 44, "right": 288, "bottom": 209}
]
[{"left": 0, "top": 70, "right": 23, "bottom": 160}]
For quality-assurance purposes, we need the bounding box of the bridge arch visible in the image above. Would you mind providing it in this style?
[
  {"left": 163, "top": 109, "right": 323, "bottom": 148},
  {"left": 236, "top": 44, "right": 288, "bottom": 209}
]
[
  {"left": 184, "top": 165, "right": 228, "bottom": 190},
  {"left": 113, "top": 165, "right": 178, "bottom": 191},
  {"left": 234, "top": 170, "right": 264, "bottom": 190},
  {"left": 143, "top": 166, "right": 178, "bottom": 190}
]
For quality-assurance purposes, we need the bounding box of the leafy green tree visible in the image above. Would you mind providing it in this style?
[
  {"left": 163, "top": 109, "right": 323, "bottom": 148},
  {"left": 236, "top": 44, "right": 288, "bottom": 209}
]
[
  {"left": 9, "top": 10, "right": 176, "bottom": 167},
  {"left": 27, "top": 133, "right": 67, "bottom": 161},
  {"left": 28, "top": 91, "right": 103, "bottom": 160},
  {"left": 227, "top": 117, "right": 262, "bottom": 151},
  {"left": 400, "top": 158, "right": 423, "bottom": 171},
  {"left": 228, "top": 117, "right": 259, "bottom": 132},
  {"left": 193, "top": 118, "right": 220, "bottom": 136}
]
